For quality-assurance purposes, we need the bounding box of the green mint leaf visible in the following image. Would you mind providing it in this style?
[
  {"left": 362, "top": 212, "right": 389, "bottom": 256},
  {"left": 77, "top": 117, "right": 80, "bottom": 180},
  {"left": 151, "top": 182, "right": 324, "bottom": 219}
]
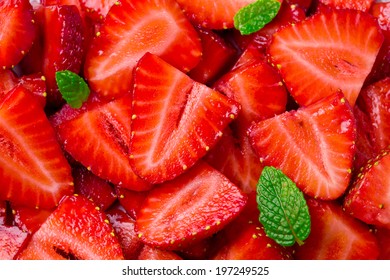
[
  {"left": 257, "top": 166, "right": 311, "bottom": 246},
  {"left": 234, "top": 0, "right": 281, "bottom": 35},
  {"left": 55, "top": 70, "right": 90, "bottom": 109}
]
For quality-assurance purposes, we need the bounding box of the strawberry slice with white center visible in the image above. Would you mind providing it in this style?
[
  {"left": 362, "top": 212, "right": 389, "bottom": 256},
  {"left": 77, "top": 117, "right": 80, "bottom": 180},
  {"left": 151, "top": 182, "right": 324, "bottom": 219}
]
[
  {"left": 0, "top": 0, "right": 36, "bottom": 69},
  {"left": 268, "top": 8, "right": 383, "bottom": 107},
  {"left": 130, "top": 53, "right": 241, "bottom": 184},
  {"left": 0, "top": 86, "right": 73, "bottom": 209},
  {"left": 175, "top": 0, "right": 259, "bottom": 29},
  {"left": 18, "top": 195, "right": 124, "bottom": 260},
  {"left": 135, "top": 161, "right": 247, "bottom": 250},
  {"left": 344, "top": 149, "right": 390, "bottom": 229},
  {"left": 248, "top": 92, "right": 356, "bottom": 200},
  {"left": 84, "top": 0, "right": 202, "bottom": 100}
]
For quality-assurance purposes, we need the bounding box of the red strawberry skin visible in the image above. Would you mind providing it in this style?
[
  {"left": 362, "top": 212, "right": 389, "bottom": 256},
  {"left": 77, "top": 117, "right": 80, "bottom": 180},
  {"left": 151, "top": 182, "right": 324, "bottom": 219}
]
[
  {"left": 135, "top": 162, "right": 247, "bottom": 250},
  {"left": 249, "top": 92, "right": 356, "bottom": 200},
  {"left": 344, "top": 149, "right": 390, "bottom": 229},
  {"left": 294, "top": 199, "right": 379, "bottom": 260},
  {"left": 0, "top": 0, "right": 37, "bottom": 69},
  {"left": 130, "top": 53, "right": 241, "bottom": 184},
  {"left": 268, "top": 8, "right": 383, "bottom": 107},
  {"left": 18, "top": 195, "right": 124, "bottom": 260},
  {"left": 0, "top": 86, "right": 74, "bottom": 209},
  {"left": 84, "top": 0, "right": 202, "bottom": 100}
]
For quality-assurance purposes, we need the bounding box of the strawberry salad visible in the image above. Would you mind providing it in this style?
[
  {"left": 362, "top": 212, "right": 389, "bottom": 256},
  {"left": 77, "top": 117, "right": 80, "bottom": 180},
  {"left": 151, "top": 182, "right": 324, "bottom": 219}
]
[{"left": 0, "top": 0, "right": 389, "bottom": 260}]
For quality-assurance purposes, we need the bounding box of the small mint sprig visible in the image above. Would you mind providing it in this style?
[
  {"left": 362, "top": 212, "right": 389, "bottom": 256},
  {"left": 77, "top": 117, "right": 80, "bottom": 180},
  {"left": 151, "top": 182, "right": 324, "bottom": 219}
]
[
  {"left": 55, "top": 70, "right": 90, "bottom": 109},
  {"left": 234, "top": 0, "right": 281, "bottom": 35},
  {"left": 257, "top": 166, "right": 311, "bottom": 246}
]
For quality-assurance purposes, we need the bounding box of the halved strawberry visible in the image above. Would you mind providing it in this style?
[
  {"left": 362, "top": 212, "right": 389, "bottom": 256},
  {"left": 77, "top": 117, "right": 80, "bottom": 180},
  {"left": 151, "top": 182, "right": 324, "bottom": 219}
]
[
  {"left": 42, "top": 4, "right": 85, "bottom": 107},
  {"left": 84, "top": 0, "right": 202, "bottom": 100},
  {"left": 344, "top": 149, "right": 390, "bottom": 229},
  {"left": 12, "top": 205, "right": 52, "bottom": 234},
  {"left": 18, "top": 73, "right": 47, "bottom": 108},
  {"left": 0, "top": 0, "right": 37, "bottom": 69},
  {"left": 175, "top": 0, "right": 258, "bottom": 29},
  {"left": 115, "top": 186, "right": 148, "bottom": 220},
  {"left": 130, "top": 53, "right": 241, "bottom": 184},
  {"left": 0, "top": 224, "right": 29, "bottom": 260},
  {"left": 248, "top": 92, "right": 356, "bottom": 200},
  {"left": 268, "top": 8, "right": 383, "bottom": 107},
  {"left": 294, "top": 199, "right": 379, "bottom": 260},
  {"left": 210, "top": 193, "right": 292, "bottom": 260},
  {"left": 106, "top": 205, "right": 144, "bottom": 260},
  {"left": 56, "top": 94, "right": 152, "bottom": 191},
  {"left": 189, "top": 27, "right": 237, "bottom": 85},
  {"left": 72, "top": 165, "right": 117, "bottom": 211},
  {"left": 18, "top": 195, "right": 124, "bottom": 260},
  {"left": 0, "top": 86, "right": 73, "bottom": 209},
  {"left": 318, "top": 0, "right": 374, "bottom": 12},
  {"left": 138, "top": 245, "right": 182, "bottom": 260},
  {"left": 135, "top": 161, "right": 247, "bottom": 250}
]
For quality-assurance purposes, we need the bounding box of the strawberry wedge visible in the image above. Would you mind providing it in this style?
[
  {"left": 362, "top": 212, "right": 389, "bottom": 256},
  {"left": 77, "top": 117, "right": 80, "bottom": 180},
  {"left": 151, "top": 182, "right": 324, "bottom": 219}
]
[
  {"left": 84, "top": 0, "right": 202, "bottom": 100},
  {"left": 268, "top": 8, "right": 383, "bottom": 107},
  {"left": 0, "top": 86, "right": 73, "bottom": 209},
  {"left": 249, "top": 92, "right": 356, "bottom": 200},
  {"left": 130, "top": 53, "right": 241, "bottom": 184}
]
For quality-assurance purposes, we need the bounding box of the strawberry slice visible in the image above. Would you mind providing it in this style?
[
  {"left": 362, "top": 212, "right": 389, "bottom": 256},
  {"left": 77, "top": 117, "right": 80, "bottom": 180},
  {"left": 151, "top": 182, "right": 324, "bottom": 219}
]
[
  {"left": 248, "top": 92, "right": 356, "bottom": 200},
  {"left": 135, "top": 161, "right": 247, "bottom": 250},
  {"left": 268, "top": 8, "right": 383, "bottom": 107},
  {"left": 84, "top": 0, "right": 202, "bottom": 100},
  {"left": 56, "top": 94, "right": 152, "bottom": 191},
  {"left": 0, "top": 86, "right": 73, "bottom": 209},
  {"left": 78, "top": 0, "right": 117, "bottom": 22},
  {"left": 12, "top": 205, "right": 52, "bottom": 234},
  {"left": 115, "top": 186, "right": 148, "bottom": 220},
  {"left": 0, "top": 0, "right": 36, "bottom": 69},
  {"left": 18, "top": 195, "right": 124, "bottom": 260},
  {"left": 294, "top": 199, "right": 379, "bottom": 260},
  {"left": 0, "top": 69, "right": 18, "bottom": 96},
  {"left": 318, "top": 0, "right": 374, "bottom": 12},
  {"left": 175, "top": 0, "right": 258, "bottom": 29},
  {"left": 138, "top": 245, "right": 182, "bottom": 260},
  {"left": 130, "top": 53, "right": 241, "bottom": 184},
  {"left": 344, "top": 149, "right": 390, "bottom": 229},
  {"left": 376, "top": 227, "right": 390, "bottom": 260}
]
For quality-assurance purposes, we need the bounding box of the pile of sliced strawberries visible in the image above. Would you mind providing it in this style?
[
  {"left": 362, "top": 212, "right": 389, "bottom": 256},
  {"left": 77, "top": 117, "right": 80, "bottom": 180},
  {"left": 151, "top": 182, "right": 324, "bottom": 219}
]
[{"left": 0, "top": 0, "right": 389, "bottom": 260}]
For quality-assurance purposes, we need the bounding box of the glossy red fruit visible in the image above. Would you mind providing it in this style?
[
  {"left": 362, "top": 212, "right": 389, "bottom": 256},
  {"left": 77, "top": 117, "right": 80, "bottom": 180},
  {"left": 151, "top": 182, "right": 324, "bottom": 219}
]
[
  {"left": 318, "top": 0, "right": 374, "bottom": 12},
  {"left": 137, "top": 245, "right": 182, "bottom": 260},
  {"left": 135, "top": 161, "right": 247, "bottom": 250},
  {"left": 249, "top": 92, "right": 356, "bottom": 200},
  {"left": 18, "top": 195, "right": 124, "bottom": 260},
  {"left": 0, "top": 224, "right": 29, "bottom": 260},
  {"left": 268, "top": 8, "right": 383, "bottom": 107},
  {"left": 0, "top": 86, "right": 73, "bottom": 209},
  {"left": 12, "top": 205, "right": 52, "bottom": 234},
  {"left": 115, "top": 186, "right": 148, "bottom": 220},
  {"left": 294, "top": 199, "right": 379, "bottom": 260},
  {"left": 84, "top": 0, "right": 202, "bottom": 100},
  {"left": 130, "top": 53, "right": 240, "bottom": 184}
]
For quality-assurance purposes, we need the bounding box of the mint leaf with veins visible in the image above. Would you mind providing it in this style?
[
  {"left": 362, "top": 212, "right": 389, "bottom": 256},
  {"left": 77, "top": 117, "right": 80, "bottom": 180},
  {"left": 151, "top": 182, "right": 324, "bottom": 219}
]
[
  {"left": 234, "top": 0, "right": 281, "bottom": 35},
  {"left": 257, "top": 166, "right": 311, "bottom": 246},
  {"left": 56, "top": 70, "right": 90, "bottom": 109}
]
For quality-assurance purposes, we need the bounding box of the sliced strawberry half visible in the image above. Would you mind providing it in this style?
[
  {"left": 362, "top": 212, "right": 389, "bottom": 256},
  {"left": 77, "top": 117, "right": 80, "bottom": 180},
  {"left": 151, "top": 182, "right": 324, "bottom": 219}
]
[
  {"left": 268, "top": 8, "right": 383, "bottom": 107},
  {"left": 248, "top": 92, "right": 356, "bottom": 200},
  {"left": 175, "top": 0, "right": 258, "bottom": 30},
  {"left": 56, "top": 94, "right": 152, "bottom": 191},
  {"left": 130, "top": 53, "right": 241, "bottom": 184},
  {"left": 0, "top": 86, "right": 73, "bottom": 209},
  {"left": 0, "top": 0, "right": 37, "bottom": 69},
  {"left": 84, "top": 0, "right": 202, "bottom": 100},
  {"left": 135, "top": 161, "right": 247, "bottom": 250},
  {"left": 344, "top": 149, "right": 390, "bottom": 229},
  {"left": 294, "top": 199, "right": 379, "bottom": 260},
  {"left": 18, "top": 195, "right": 124, "bottom": 260}
]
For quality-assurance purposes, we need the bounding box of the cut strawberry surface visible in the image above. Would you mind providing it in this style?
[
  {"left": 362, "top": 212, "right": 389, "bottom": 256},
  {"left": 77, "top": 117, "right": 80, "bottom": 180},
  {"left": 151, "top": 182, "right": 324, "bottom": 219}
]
[
  {"left": 12, "top": 205, "right": 52, "bottom": 234},
  {"left": 175, "top": 0, "right": 257, "bottom": 29},
  {"left": 56, "top": 94, "right": 152, "bottom": 191},
  {"left": 318, "top": 0, "right": 374, "bottom": 12},
  {"left": 84, "top": 0, "right": 202, "bottom": 100},
  {"left": 0, "top": 86, "right": 73, "bottom": 209},
  {"left": 376, "top": 227, "right": 390, "bottom": 260},
  {"left": 249, "top": 92, "right": 356, "bottom": 200},
  {"left": 130, "top": 53, "right": 241, "bottom": 184},
  {"left": 294, "top": 199, "right": 379, "bottom": 260},
  {"left": 115, "top": 186, "right": 148, "bottom": 220},
  {"left": 344, "top": 149, "right": 390, "bottom": 229},
  {"left": 0, "top": 0, "right": 36, "bottom": 69},
  {"left": 0, "top": 224, "right": 29, "bottom": 260},
  {"left": 268, "top": 8, "right": 383, "bottom": 107},
  {"left": 135, "top": 161, "right": 247, "bottom": 250},
  {"left": 138, "top": 245, "right": 182, "bottom": 260},
  {"left": 79, "top": 0, "right": 117, "bottom": 22},
  {"left": 18, "top": 195, "right": 124, "bottom": 260}
]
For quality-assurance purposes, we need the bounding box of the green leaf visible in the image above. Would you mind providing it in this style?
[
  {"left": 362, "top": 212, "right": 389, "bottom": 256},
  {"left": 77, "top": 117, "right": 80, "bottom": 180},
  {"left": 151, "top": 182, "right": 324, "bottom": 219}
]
[
  {"left": 55, "top": 70, "right": 90, "bottom": 109},
  {"left": 257, "top": 166, "right": 311, "bottom": 247},
  {"left": 234, "top": 0, "right": 281, "bottom": 35}
]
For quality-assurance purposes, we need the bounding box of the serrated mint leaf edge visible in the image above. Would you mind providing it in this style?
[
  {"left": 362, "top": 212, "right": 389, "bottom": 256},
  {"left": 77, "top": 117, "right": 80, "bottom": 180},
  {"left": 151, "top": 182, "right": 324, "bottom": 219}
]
[{"left": 55, "top": 70, "right": 90, "bottom": 109}]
